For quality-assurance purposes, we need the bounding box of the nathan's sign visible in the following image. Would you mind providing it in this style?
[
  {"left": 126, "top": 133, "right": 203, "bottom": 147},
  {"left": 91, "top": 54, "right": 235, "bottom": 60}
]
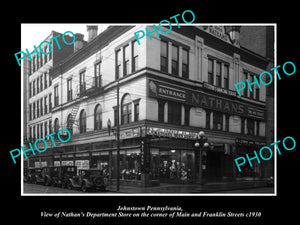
[
  {"left": 204, "top": 26, "right": 229, "bottom": 43},
  {"left": 148, "top": 79, "right": 265, "bottom": 120}
]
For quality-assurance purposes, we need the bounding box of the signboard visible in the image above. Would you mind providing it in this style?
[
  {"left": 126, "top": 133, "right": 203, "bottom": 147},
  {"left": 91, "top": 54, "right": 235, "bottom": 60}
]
[
  {"left": 203, "top": 82, "right": 236, "bottom": 97},
  {"left": 147, "top": 127, "right": 198, "bottom": 140},
  {"left": 120, "top": 127, "right": 145, "bottom": 140},
  {"left": 62, "top": 161, "right": 74, "bottom": 166},
  {"left": 235, "top": 138, "right": 266, "bottom": 146},
  {"left": 34, "top": 161, "right": 47, "bottom": 168},
  {"left": 204, "top": 26, "right": 230, "bottom": 43},
  {"left": 75, "top": 160, "right": 90, "bottom": 170},
  {"left": 148, "top": 79, "right": 265, "bottom": 120}
]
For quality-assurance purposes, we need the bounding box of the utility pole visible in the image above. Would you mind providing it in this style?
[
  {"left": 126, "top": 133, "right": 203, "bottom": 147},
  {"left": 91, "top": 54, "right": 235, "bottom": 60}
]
[{"left": 116, "top": 80, "right": 120, "bottom": 192}]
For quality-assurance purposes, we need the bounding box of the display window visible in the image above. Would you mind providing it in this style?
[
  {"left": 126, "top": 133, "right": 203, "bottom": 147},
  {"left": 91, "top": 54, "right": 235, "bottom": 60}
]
[{"left": 151, "top": 148, "right": 195, "bottom": 183}]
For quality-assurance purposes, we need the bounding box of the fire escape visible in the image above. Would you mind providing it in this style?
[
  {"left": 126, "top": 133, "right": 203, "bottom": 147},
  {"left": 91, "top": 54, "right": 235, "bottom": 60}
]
[{"left": 66, "top": 85, "right": 81, "bottom": 132}]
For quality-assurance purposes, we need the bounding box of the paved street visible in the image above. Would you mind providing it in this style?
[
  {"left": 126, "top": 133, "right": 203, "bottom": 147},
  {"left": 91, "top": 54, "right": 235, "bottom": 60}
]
[
  {"left": 23, "top": 182, "right": 109, "bottom": 194},
  {"left": 23, "top": 182, "right": 274, "bottom": 194},
  {"left": 218, "top": 187, "right": 274, "bottom": 193}
]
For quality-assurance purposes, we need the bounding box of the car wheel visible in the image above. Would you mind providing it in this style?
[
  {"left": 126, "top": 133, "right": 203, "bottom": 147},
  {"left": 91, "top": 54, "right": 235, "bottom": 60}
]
[
  {"left": 81, "top": 182, "right": 88, "bottom": 192},
  {"left": 67, "top": 182, "right": 73, "bottom": 190}
]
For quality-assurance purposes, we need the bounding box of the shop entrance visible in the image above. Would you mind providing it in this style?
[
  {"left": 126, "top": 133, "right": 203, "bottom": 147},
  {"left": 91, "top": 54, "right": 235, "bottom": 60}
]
[{"left": 205, "top": 151, "right": 222, "bottom": 180}]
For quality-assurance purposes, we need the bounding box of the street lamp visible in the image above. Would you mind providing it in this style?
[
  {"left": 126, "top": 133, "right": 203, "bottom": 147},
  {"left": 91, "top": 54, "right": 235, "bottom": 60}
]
[{"left": 194, "top": 131, "right": 209, "bottom": 184}]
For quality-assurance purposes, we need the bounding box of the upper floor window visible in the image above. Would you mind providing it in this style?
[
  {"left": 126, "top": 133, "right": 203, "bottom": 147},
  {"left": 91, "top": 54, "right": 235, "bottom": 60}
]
[
  {"left": 224, "top": 64, "right": 229, "bottom": 89},
  {"left": 123, "top": 45, "right": 130, "bottom": 76},
  {"left": 67, "top": 114, "right": 73, "bottom": 134},
  {"left": 121, "top": 94, "right": 132, "bottom": 125},
  {"left": 158, "top": 100, "right": 165, "bottom": 123},
  {"left": 79, "top": 71, "right": 86, "bottom": 94},
  {"left": 116, "top": 49, "right": 121, "bottom": 80},
  {"left": 33, "top": 80, "right": 36, "bottom": 96},
  {"left": 94, "top": 104, "right": 102, "bottom": 130},
  {"left": 216, "top": 62, "right": 222, "bottom": 88},
  {"left": 44, "top": 46, "right": 48, "bottom": 63},
  {"left": 44, "top": 72, "right": 48, "bottom": 89},
  {"left": 171, "top": 45, "right": 179, "bottom": 76},
  {"left": 44, "top": 96, "right": 48, "bottom": 114},
  {"left": 168, "top": 101, "right": 181, "bottom": 125},
  {"left": 243, "top": 72, "right": 248, "bottom": 97},
  {"left": 29, "top": 104, "right": 32, "bottom": 120},
  {"left": 213, "top": 111, "right": 223, "bottom": 130},
  {"left": 67, "top": 78, "right": 72, "bottom": 102},
  {"left": 28, "top": 60, "right": 32, "bottom": 75},
  {"left": 33, "top": 56, "right": 36, "bottom": 73},
  {"left": 54, "top": 118, "right": 60, "bottom": 133},
  {"left": 94, "top": 62, "right": 102, "bottom": 88},
  {"left": 160, "top": 41, "right": 168, "bottom": 73},
  {"left": 182, "top": 48, "right": 189, "bottom": 78},
  {"left": 132, "top": 40, "right": 139, "bottom": 72},
  {"left": 29, "top": 82, "right": 32, "bottom": 98},
  {"left": 40, "top": 74, "right": 43, "bottom": 92},
  {"left": 54, "top": 85, "right": 59, "bottom": 107},
  {"left": 79, "top": 109, "right": 87, "bottom": 133},
  {"left": 37, "top": 77, "right": 40, "bottom": 93},
  {"left": 208, "top": 58, "right": 214, "bottom": 85},
  {"left": 49, "top": 93, "right": 52, "bottom": 112},
  {"left": 247, "top": 118, "right": 255, "bottom": 135},
  {"left": 208, "top": 57, "right": 230, "bottom": 90}
]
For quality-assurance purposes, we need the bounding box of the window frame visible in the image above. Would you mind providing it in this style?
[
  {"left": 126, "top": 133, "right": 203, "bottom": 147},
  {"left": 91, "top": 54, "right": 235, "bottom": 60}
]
[
  {"left": 123, "top": 44, "right": 130, "bottom": 76},
  {"left": 67, "top": 78, "right": 73, "bottom": 102},
  {"left": 54, "top": 85, "right": 59, "bottom": 107},
  {"left": 160, "top": 40, "right": 168, "bottom": 73},
  {"left": 115, "top": 49, "right": 121, "bottom": 80},
  {"left": 94, "top": 104, "right": 103, "bottom": 131},
  {"left": 208, "top": 58, "right": 214, "bottom": 85},
  {"left": 132, "top": 40, "right": 139, "bottom": 73},
  {"left": 94, "top": 61, "right": 102, "bottom": 88},
  {"left": 79, "top": 110, "right": 87, "bottom": 133},
  {"left": 182, "top": 48, "right": 189, "bottom": 78},
  {"left": 171, "top": 44, "right": 179, "bottom": 76}
]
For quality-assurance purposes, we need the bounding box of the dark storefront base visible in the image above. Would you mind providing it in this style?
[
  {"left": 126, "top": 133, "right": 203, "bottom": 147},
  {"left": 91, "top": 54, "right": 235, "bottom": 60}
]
[{"left": 26, "top": 136, "right": 271, "bottom": 190}]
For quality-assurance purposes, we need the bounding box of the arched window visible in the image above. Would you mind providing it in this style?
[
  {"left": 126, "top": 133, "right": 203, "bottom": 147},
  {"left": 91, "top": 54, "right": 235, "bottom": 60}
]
[
  {"left": 67, "top": 114, "right": 73, "bottom": 134},
  {"left": 79, "top": 109, "right": 86, "bottom": 133},
  {"left": 54, "top": 118, "right": 59, "bottom": 133},
  {"left": 121, "top": 94, "right": 132, "bottom": 125},
  {"left": 94, "top": 104, "right": 102, "bottom": 130}
]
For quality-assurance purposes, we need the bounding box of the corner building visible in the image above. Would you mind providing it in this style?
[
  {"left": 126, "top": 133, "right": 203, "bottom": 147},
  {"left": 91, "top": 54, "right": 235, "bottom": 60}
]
[{"left": 36, "top": 25, "right": 273, "bottom": 188}]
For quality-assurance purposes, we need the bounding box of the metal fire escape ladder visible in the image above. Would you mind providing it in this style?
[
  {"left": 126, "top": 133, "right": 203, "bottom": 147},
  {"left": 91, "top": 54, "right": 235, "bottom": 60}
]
[{"left": 66, "top": 86, "right": 81, "bottom": 130}]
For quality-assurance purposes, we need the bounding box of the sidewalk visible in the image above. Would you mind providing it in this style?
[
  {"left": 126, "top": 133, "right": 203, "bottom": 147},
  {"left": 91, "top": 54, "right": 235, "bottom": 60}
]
[{"left": 106, "top": 180, "right": 269, "bottom": 194}]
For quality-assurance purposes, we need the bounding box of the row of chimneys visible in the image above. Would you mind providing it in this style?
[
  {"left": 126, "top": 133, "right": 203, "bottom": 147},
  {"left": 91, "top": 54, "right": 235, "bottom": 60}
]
[{"left": 74, "top": 25, "right": 98, "bottom": 52}]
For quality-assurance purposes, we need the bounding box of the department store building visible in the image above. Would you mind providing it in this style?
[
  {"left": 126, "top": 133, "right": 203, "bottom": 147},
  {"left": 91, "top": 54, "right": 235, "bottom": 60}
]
[{"left": 25, "top": 25, "right": 274, "bottom": 187}]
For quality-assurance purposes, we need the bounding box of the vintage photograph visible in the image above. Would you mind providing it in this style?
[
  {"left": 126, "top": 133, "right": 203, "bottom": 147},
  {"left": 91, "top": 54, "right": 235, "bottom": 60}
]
[{"left": 21, "top": 24, "right": 275, "bottom": 195}]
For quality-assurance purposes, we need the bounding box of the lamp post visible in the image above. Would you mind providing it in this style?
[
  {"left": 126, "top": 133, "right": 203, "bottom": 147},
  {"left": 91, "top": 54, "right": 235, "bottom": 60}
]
[{"left": 194, "top": 131, "right": 209, "bottom": 184}]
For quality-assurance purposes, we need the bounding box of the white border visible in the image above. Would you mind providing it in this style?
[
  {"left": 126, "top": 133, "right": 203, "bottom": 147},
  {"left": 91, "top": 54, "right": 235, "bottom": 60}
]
[{"left": 20, "top": 23, "right": 277, "bottom": 196}]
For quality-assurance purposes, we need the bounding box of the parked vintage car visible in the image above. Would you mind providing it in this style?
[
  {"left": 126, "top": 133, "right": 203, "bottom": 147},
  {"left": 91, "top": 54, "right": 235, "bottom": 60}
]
[
  {"left": 66, "top": 169, "right": 107, "bottom": 192},
  {"left": 42, "top": 166, "right": 77, "bottom": 187},
  {"left": 42, "top": 166, "right": 56, "bottom": 186},
  {"left": 33, "top": 168, "right": 44, "bottom": 184},
  {"left": 24, "top": 168, "right": 42, "bottom": 183}
]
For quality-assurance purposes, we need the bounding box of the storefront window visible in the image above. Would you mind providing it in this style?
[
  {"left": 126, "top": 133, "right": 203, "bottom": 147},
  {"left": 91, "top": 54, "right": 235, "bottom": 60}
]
[
  {"left": 110, "top": 149, "right": 141, "bottom": 181},
  {"left": 120, "top": 149, "right": 141, "bottom": 180},
  {"left": 155, "top": 149, "right": 195, "bottom": 183},
  {"left": 235, "top": 145, "right": 261, "bottom": 177}
]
